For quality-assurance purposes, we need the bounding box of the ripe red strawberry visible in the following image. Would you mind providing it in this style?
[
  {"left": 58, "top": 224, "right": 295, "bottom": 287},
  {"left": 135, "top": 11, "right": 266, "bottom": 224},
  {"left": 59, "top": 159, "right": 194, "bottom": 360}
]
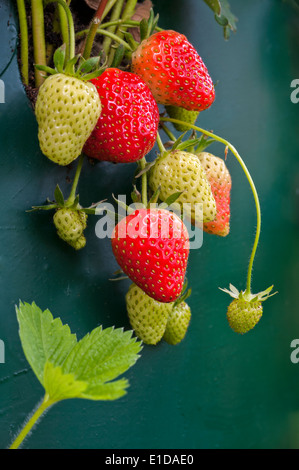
[
  {"left": 83, "top": 68, "right": 160, "bottom": 163},
  {"left": 131, "top": 30, "right": 215, "bottom": 111},
  {"left": 197, "top": 152, "right": 231, "bottom": 236},
  {"left": 111, "top": 208, "right": 190, "bottom": 302}
]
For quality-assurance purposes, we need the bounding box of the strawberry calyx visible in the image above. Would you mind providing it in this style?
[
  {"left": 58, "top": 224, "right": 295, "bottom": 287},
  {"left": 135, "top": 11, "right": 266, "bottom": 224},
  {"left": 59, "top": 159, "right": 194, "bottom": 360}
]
[
  {"left": 220, "top": 284, "right": 277, "bottom": 303},
  {"left": 35, "top": 45, "right": 106, "bottom": 82}
]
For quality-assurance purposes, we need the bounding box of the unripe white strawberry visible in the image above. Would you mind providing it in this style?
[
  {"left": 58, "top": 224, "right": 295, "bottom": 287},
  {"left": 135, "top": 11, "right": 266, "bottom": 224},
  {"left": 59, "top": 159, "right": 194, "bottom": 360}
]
[
  {"left": 35, "top": 73, "right": 101, "bottom": 166},
  {"left": 149, "top": 150, "right": 216, "bottom": 223},
  {"left": 163, "top": 301, "right": 191, "bottom": 345},
  {"left": 125, "top": 284, "right": 174, "bottom": 345}
]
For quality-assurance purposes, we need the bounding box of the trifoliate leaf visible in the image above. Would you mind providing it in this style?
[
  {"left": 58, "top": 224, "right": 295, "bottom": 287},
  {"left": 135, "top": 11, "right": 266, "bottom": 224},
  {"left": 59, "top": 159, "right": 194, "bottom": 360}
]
[{"left": 16, "top": 302, "right": 142, "bottom": 403}]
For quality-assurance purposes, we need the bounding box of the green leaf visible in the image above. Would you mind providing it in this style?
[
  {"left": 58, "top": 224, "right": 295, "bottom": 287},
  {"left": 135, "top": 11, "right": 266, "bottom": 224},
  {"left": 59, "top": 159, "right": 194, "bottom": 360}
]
[
  {"left": 16, "top": 302, "right": 77, "bottom": 386},
  {"left": 62, "top": 327, "right": 141, "bottom": 386},
  {"left": 203, "top": 0, "right": 221, "bottom": 15},
  {"left": 203, "top": 0, "right": 237, "bottom": 38},
  {"left": 16, "top": 302, "right": 142, "bottom": 402}
]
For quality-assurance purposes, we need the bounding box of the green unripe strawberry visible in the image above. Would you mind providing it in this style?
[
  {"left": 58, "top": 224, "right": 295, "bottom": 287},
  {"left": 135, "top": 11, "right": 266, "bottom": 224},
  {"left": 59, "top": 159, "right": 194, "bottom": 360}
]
[
  {"left": 125, "top": 283, "right": 174, "bottom": 345},
  {"left": 53, "top": 208, "right": 86, "bottom": 246},
  {"left": 221, "top": 284, "right": 277, "bottom": 335},
  {"left": 165, "top": 105, "right": 199, "bottom": 132},
  {"left": 226, "top": 298, "right": 262, "bottom": 334},
  {"left": 35, "top": 73, "right": 102, "bottom": 166},
  {"left": 163, "top": 301, "right": 191, "bottom": 345},
  {"left": 67, "top": 234, "right": 87, "bottom": 250},
  {"left": 149, "top": 150, "right": 216, "bottom": 223}
]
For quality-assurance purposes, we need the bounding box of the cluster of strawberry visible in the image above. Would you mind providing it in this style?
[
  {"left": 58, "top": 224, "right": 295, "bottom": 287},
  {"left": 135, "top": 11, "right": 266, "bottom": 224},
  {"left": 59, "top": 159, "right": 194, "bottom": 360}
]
[{"left": 32, "top": 21, "right": 273, "bottom": 342}]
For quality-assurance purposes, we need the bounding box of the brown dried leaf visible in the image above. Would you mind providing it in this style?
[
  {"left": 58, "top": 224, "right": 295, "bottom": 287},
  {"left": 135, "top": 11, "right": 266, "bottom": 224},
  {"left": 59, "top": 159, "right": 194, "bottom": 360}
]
[{"left": 84, "top": 0, "right": 101, "bottom": 10}]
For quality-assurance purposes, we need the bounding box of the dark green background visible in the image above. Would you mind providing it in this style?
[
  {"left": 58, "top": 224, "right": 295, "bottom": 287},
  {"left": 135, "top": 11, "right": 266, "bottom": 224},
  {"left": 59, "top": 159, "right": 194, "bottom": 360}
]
[{"left": 1, "top": 0, "right": 299, "bottom": 449}]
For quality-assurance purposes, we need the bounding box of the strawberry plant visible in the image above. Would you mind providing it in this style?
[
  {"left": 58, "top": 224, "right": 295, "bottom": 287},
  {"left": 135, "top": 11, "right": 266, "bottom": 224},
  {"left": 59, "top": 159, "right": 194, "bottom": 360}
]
[{"left": 11, "top": 2, "right": 278, "bottom": 448}]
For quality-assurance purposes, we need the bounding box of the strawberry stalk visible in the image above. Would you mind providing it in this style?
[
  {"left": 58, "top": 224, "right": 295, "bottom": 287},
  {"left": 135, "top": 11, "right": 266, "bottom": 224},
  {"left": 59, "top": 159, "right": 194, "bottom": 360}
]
[
  {"left": 102, "top": 0, "right": 125, "bottom": 58},
  {"left": 45, "top": 0, "right": 75, "bottom": 62},
  {"left": 138, "top": 157, "right": 148, "bottom": 206},
  {"left": 16, "top": 0, "right": 29, "bottom": 85},
  {"left": 65, "top": 154, "right": 85, "bottom": 207},
  {"left": 159, "top": 117, "right": 264, "bottom": 297},
  {"left": 107, "top": 0, "right": 138, "bottom": 65},
  {"left": 31, "top": 0, "right": 47, "bottom": 87},
  {"left": 57, "top": 0, "right": 72, "bottom": 64},
  {"left": 82, "top": 0, "right": 110, "bottom": 59},
  {"left": 9, "top": 395, "right": 55, "bottom": 450}
]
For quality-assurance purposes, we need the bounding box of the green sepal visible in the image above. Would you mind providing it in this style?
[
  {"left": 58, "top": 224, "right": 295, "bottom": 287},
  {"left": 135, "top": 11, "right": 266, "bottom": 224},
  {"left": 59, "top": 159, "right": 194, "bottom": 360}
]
[
  {"left": 53, "top": 45, "right": 66, "bottom": 73},
  {"left": 135, "top": 160, "right": 156, "bottom": 178},
  {"left": 139, "top": 18, "right": 149, "bottom": 42},
  {"left": 77, "top": 56, "right": 101, "bottom": 75},
  {"left": 34, "top": 64, "right": 56, "bottom": 75},
  {"left": 81, "top": 68, "right": 105, "bottom": 81},
  {"left": 164, "top": 191, "right": 185, "bottom": 207},
  {"left": 174, "top": 279, "right": 192, "bottom": 307},
  {"left": 54, "top": 184, "right": 65, "bottom": 206},
  {"left": 64, "top": 54, "right": 81, "bottom": 75},
  {"left": 110, "top": 45, "right": 125, "bottom": 69},
  {"left": 131, "top": 185, "right": 142, "bottom": 204}
]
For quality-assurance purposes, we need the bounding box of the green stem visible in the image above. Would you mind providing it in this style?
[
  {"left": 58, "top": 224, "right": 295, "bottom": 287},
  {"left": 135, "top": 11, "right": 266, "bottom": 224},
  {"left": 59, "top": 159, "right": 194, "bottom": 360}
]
[
  {"left": 75, "top": 20, "right": 162, "bottom": 40},
  {"left": 83, "top": 0, "right": 110, "bottom": 60},
  {"left": 160, "top": 117, "right": 261, "bottom": 294},
  {"left": 31, "top": 0, "right": 47, "bottom": 87},
  {"left": 16, "top": 0, "right": 29, "bottom": 85},
  {"left": 102, "top": 0, "right": 125, "bottom": 58},
  {"left": 160, "top": 123, "right": 176, "bottom": 142},
  {"left": 108, "top": 0, "right": 138, "bottom": 64},
  {"left": 9, "top": 395, "right": 55, "bottom": 449},
  {"left": 156, "top": 132, "right": 166, "bottom": 153},
  {"left": 138, "top": 157, "right": 148, "bottom": 207},
  {"left": 45, "top": 0, "right": 75, "bottom": 61},
  {"left": 65, "top": 154, "right": 85, "bottom": 206},
  {"left": 58, "top": 1, "right": 70, "bottom": 63}
]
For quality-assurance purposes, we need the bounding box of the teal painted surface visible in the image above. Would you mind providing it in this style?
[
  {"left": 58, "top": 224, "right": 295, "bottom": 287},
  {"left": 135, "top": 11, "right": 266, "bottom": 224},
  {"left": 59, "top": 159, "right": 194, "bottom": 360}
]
[{"left": 0, "top": 0, "right": 299, "bottom": 449}]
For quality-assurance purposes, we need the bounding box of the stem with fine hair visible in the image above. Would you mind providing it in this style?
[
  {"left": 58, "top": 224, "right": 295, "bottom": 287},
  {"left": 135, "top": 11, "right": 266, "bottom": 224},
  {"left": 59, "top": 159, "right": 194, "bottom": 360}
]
[
  {"left": 9, "top": 395, "right": 55, "bottom": 449},
  {"left": 16, "top": 0, "right": 29, "bottom": 85},
  {"left": 31, "top": 0, "right": 47, "bottom": 87},
  {"left": 57, "top": 0, "right": 71, "bottom": 63},
  {"left": 108, "top": 0, "right": 138, "bottom": 65},
  {"left": 159, "top": 117, "right": 261, "bottom": 295},
  {"left": 138, "top": 158, "right": 148, "bottom": 207},
  {"left": 82, "top": 0, "right": 110, "bottom": 59},
  {"left": 66, "top": 154, "right": 85, "bottom": 206},
  {"left": 102, "top": 0, "right": 125, "bottom": 58},
  {"left": 45, "top": 0, "right": 75, "bottom": 61}
]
